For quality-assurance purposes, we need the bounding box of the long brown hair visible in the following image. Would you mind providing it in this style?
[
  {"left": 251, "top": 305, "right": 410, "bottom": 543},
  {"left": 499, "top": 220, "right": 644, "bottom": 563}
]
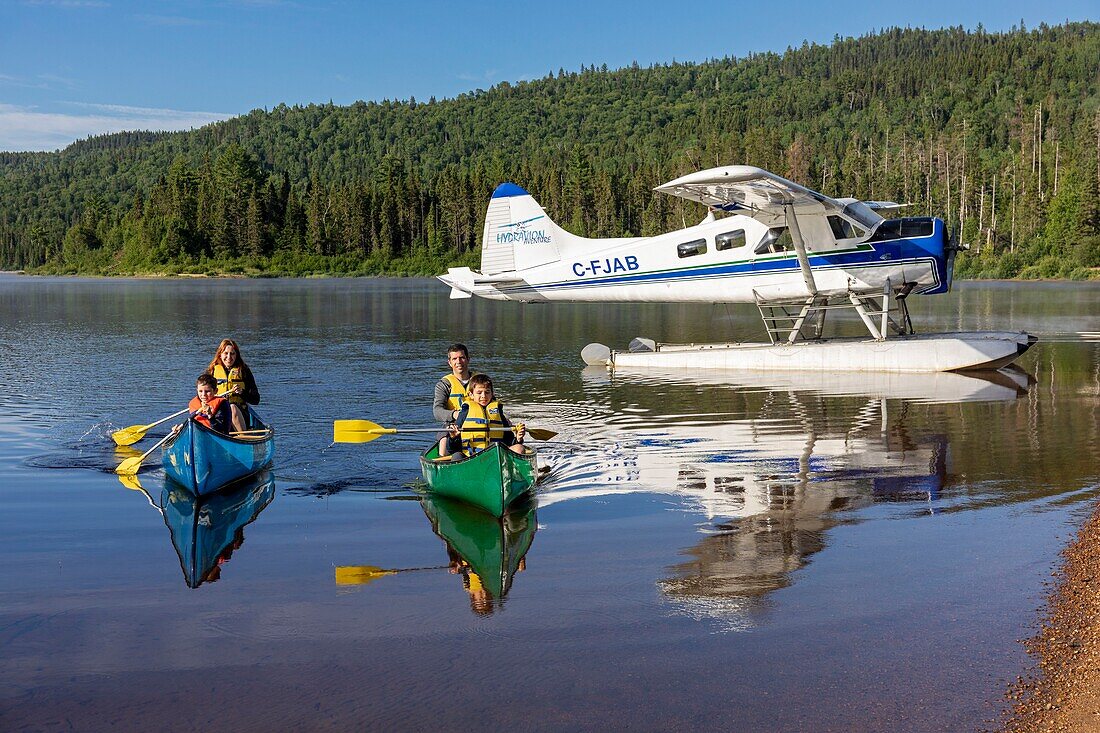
[{"left": 206, "top": 338, "right": 250, "bottom": 374}]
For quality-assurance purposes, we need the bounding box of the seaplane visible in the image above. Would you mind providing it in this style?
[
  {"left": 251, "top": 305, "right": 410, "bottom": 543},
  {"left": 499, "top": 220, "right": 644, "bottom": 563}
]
[{"left": 438, "top": 165, "right": 1036, "bottom": 373}]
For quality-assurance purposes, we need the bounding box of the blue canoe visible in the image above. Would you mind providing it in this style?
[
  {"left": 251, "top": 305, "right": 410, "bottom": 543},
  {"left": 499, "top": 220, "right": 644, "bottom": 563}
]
[{"left": 162, "top": 411, "right": 275, "bottom": 496}]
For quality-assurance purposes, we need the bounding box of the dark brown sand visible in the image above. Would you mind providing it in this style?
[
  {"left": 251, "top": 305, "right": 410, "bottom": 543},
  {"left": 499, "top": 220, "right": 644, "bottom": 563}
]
[{"left": 1000, "top": 504, "right": 1100, "bottom": 732}]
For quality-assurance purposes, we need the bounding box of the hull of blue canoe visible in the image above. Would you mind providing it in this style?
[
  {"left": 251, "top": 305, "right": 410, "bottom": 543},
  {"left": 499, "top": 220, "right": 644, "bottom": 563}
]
[{"left": 162, "top": 413, "right": 275, "bottom": 497}]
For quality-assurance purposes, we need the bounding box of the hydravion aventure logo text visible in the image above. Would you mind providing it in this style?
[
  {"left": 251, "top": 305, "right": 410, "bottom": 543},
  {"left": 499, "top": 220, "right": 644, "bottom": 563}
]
[{"left": 497, "top": 216, "right": 551, "bottom": 245}]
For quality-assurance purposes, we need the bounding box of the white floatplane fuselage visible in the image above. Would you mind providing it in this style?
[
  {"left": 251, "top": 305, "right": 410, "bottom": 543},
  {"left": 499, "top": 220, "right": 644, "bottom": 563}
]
[{"left": 438, "top": 166, "right": 1035, "bottom": 373}]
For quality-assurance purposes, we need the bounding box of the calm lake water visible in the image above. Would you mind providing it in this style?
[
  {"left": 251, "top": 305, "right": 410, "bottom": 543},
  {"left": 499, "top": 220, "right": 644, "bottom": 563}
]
[{"left": 1, "top": 275, "right": 1098, "bottom": 732}]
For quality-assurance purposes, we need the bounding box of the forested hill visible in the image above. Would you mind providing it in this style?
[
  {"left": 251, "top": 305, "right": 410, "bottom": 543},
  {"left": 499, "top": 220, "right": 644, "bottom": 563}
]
[{"left": 1, "top": 23, "right": 1097, "bottom": 278}]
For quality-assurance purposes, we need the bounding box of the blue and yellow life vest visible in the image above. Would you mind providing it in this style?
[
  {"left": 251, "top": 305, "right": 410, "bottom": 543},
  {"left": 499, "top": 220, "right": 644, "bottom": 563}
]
[
  {"left": 212, "top": 364, "right": 246, "bottom": 406},
  {"left": 460, "top": 400, "right": 506, "bottom": 455},
  {"left": 442, "top": 373, "right": 475, "bottom": 412}
]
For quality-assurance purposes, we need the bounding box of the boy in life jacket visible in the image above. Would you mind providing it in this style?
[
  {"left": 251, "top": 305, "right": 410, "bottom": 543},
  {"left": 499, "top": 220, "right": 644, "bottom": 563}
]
[
  {"left": 189, "top": 373, "right": 233, "bottom": 434},
  {"left": 438, "top": 374, "right": 527, "bottom": 459}
]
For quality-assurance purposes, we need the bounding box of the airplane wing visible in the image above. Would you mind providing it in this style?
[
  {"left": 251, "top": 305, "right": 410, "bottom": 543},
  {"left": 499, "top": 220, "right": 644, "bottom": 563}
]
[
  {"left": 657, "top": 166, "right": 893, "bottom": 302},
  {"left": 655, "top": 165, "right": 843, "bottom": 215},
  {"left": 861, "top": 200, "right": 908, "bottom": 212}
]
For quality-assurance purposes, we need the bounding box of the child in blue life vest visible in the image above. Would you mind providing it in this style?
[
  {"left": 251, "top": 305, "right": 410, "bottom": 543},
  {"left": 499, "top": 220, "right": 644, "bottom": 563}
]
[{"left": 438, "top": 374, "right": 527, "bottom": 459}]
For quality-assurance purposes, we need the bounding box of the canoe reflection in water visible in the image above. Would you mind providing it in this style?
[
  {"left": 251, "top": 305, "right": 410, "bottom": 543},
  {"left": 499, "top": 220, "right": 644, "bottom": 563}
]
[
  {"left": 421, "top": 493, "right": 538, "bottom": 615},
  {"left": 334, "top": 494, "right": 537, "bottom": 614},
  {"left": 541, "top": 366, "right": 1035, "bottom": 630},
  {"left": 160, "top": 469, "right": 276, "bottom": 588}
]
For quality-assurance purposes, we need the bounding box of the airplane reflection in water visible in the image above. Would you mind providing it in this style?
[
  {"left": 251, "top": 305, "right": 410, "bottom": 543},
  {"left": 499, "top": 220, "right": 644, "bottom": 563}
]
[
  {"left": 336, "top": 494, "right": 537, "bottom": 616},
  {"left": 538, "top": 367, "right": 1034, "bottom": 629},
  {"left": 118, "top": 469, "right": 276, "bottom": 588},
  {"left": 542, "top": 366, "right": 1032, "bottom": 518}
]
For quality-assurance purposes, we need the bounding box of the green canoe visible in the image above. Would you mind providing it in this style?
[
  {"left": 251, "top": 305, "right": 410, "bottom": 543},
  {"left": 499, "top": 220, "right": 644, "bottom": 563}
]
[
  {"left": 420, "top": 492, "right": 537, "bottom": 607},
  {"left": 419, "top": 442, "right": 538, "bottom": 517}
]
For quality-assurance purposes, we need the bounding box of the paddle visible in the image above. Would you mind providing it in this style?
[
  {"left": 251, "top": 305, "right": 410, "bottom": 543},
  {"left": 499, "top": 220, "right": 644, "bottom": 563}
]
[
  {"left": 115, "top": 426, "right": 180, "bottom": 476},
  {"left": 335, "top": 564, "right": 449, "bottom": 586},
  {"left": 111, "top": 408, "right": 189, "bottom": 446},
  {"left": 333, "top": 419, "right": 557, "bottom": 444},
  {"left": 117, "top": 473, "right": 165, "bottom": 513},
  {"left": 111, "top": 390, "right": 231, "bottom": 446}
]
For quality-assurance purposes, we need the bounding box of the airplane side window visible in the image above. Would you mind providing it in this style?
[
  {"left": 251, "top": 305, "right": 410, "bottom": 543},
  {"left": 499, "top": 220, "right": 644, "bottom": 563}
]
[
  {"left": 868, "top": 218, "right": 935, "bottom": 242},
  {"left": 677, "top": 239, "right": 707, "bottom": 258},
  {"left": 754, "top": 227, "right": 792, "bottom": 255},
  {"left": 828, "top": 215, "right": 864, "bottom": 240},
  {"left": 868, "top": 220, "right": 901, "bottom": 242},
  {"left": 715, "top": 230, "right": 745, "bottom": 251}
]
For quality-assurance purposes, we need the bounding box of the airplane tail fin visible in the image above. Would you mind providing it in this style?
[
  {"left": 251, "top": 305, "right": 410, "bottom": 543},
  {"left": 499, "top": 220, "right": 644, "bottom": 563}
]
[{"left": 480, "top": 183, "right": 571, "bottom": 274}]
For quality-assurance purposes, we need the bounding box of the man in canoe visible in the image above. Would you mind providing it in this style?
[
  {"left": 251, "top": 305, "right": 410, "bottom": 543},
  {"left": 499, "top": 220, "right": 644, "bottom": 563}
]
[
  {"left": 438, "top": 374, "right": 526, "bottom": 459},
  {"left": 433, "top": 343, "right": 474, "bottom": 424}
]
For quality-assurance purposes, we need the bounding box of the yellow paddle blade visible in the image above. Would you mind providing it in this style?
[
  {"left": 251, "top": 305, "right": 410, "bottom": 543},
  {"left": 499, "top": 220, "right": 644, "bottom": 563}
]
[
  {"left": 335, "top": 565, "right": 396, "bottom": 585},
  {"left": 334, "top": 419, "right": 386, "bottom": 433},
  {"left": 333, "top": 419, "right": 398, "bottom": 443},
  {"left": 111, "top": 424, "right": 148, "bottom": 446},
  {"left": 113, "top": 445, "right": 142, "bottom": 460},
  {"left": 333, "top": 428, "right": 387, "bottom": 444},
  {"left": 115, "top": 454, "right": 145, "bottom": 476},
  {"left": 526, "top": 428, "right": 557, "bottom": 441},
  {"left": 117, "top": 473, "right": 145, "bottom": 491}
]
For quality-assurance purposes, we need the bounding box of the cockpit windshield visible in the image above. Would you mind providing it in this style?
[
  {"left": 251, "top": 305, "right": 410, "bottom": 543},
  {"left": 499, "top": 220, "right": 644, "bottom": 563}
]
[{"left": 841, "top": 201, "right": 882, "bottom": 231}]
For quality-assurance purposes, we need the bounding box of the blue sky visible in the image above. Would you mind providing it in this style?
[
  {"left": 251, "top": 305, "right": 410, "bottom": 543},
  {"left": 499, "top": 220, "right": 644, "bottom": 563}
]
[{"left": 0, "top": 0, "right": 1094, "bottom": 151}]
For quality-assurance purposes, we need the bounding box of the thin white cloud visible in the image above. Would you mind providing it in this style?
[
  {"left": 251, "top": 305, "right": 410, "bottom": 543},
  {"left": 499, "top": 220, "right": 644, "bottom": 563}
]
[
  {"left": 0, "top": 102, "right": 234, "bottom": 152},
  {"left": 0, "top": 74, "right": 51, "bottom": 90},
  {"left": 64, "top": 101, "right": 228, "bottom": 117},
  {"left": 35, "top": 73, "right": 78, "bottom": 89}
]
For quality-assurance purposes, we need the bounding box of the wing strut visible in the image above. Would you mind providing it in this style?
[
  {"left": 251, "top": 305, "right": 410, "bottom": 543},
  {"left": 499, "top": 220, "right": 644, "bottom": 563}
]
[{"left": 784, "top": 204, "right": 817, "bottom": 297}]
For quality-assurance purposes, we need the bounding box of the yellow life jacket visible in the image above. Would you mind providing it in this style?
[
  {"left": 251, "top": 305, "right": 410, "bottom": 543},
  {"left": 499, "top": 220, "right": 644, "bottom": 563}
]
[
  {"left": 460, "top": 400, "right": 506, "bottom": 455},
  {"left": 442, "top": 373, "right": 475, "bottom": 412},
  {"left": 212, "top": 364, "right": 246, "bottom": 406}
]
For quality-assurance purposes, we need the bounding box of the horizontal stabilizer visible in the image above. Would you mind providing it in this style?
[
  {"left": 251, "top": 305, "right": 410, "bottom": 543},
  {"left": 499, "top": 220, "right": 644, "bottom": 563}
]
[
  {"left": 438, "top": 267, "right": 523, "bottom": 299},
  {"left": 473, "top": 273, "right": 524, "bottom": 284}
]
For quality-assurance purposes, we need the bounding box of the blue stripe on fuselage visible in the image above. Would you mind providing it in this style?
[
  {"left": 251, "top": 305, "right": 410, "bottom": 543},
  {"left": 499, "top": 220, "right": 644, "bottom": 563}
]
[{"left": 499, "top": 226, "right": 947, "bottom": 295}]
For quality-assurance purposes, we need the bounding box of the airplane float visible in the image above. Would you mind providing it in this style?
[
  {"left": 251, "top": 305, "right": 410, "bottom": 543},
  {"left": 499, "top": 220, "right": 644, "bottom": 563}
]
[{"left": 438, "top": 165, "right": 1036, "bottom": 373}]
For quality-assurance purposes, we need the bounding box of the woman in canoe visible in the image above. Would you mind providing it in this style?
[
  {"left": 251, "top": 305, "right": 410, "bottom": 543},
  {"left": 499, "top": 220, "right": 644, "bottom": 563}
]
[
  {"left": 439, "top": 374, "right": 526, "bottom": 459},
  {"left": 205, "top": 338, "right": 260, "bottom": 434}
]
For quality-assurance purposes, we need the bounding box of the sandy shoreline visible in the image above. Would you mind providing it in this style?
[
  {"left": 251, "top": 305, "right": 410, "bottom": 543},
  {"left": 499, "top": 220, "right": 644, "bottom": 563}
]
[{"left": 999, "top": 502, "right": 1100, "bottom": 732}]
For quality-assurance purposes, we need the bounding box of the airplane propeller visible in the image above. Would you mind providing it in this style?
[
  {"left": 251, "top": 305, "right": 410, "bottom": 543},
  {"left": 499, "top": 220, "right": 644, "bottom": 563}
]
[{"left": 944, "top": 225, "right": 969, "bottom": 291}]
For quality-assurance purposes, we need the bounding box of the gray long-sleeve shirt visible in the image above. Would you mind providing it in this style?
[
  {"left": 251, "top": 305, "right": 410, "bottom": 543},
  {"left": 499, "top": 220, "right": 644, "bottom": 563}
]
[{"left": 433, "top": 375, "right": 470, "bottom": 423}]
